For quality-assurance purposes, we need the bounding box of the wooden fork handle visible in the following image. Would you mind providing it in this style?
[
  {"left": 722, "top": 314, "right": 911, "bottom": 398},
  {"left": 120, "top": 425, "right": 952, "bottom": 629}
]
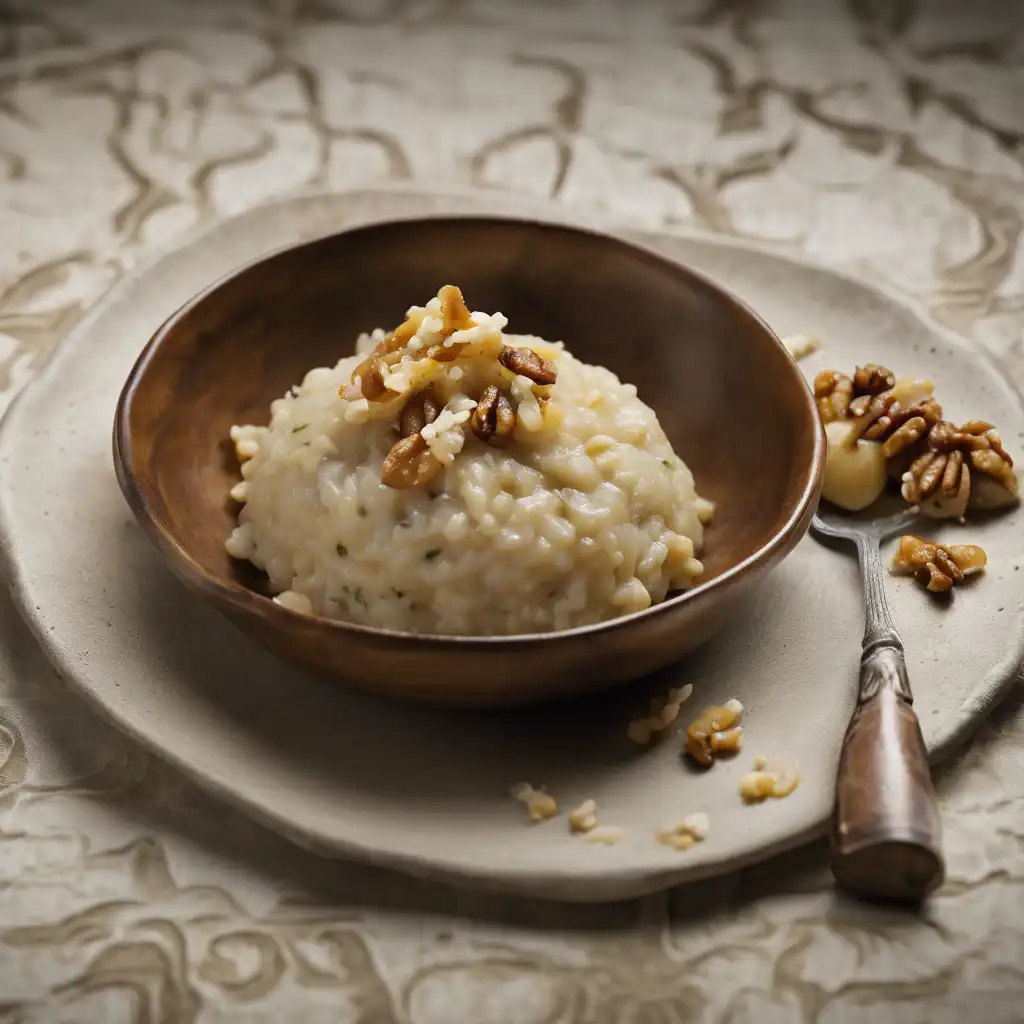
[{"left": 830, "top": 642, "right": 945, "bottom": 903}]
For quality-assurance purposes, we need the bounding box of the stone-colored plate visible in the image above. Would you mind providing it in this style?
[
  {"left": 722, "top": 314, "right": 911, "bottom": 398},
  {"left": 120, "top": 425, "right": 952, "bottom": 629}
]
[{"left": 1, "top": 186, "right": 1022, "bottom": 901}]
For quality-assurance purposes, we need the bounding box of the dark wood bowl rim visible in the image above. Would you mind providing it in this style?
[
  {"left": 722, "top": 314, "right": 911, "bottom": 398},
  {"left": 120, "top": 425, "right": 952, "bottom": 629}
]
[{"left": 113, "top": 213, "right": 826, "bottom": 648}]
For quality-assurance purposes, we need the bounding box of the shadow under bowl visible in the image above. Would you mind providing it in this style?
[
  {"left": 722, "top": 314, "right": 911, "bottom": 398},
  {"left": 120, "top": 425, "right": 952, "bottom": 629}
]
[{"left": 114, "top": 215, "right": 825, "bottom": 707}]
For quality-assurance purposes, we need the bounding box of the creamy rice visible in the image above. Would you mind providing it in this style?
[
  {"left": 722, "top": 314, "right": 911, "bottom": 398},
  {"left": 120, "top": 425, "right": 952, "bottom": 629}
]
[{"left": 226, "top": 287, "right": 709, "bottom": 635}]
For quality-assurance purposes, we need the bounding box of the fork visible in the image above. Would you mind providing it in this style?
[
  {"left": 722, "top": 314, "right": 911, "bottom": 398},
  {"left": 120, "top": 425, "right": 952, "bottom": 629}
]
[{"left": 811, "top": 506, "right": 945, "bottom": 902}]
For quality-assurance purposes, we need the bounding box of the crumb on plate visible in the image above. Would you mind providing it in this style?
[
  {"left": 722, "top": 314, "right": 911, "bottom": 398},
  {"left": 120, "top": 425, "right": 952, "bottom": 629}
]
[
  {"left": 685, "top": 698, "right": 743, "bottom": 766},
  {"left": 511, "top": 782, "right": 557, "bottom": 822},
  {"left": 657, "top": 812, "right": 710, "bottom": 852},
  {"left": 739, "top": 757, "right": 800, "bottom": 802},
  {"left": 569, "top": 798, "right": 599, "bottom": 834},
  {"left": 628, "top": 683, "right": 694, "bottom": 746}
]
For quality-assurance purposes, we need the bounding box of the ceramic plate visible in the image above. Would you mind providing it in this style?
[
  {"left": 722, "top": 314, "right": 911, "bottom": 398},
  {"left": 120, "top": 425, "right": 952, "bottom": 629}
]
[{"left": 1, "top": 187, "right": 1022, "bottom": 901}]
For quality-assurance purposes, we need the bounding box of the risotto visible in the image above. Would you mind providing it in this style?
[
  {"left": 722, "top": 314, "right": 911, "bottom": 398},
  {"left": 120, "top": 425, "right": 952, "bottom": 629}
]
[{"left": 226, "top": 286, "right": 712, "bottom": 635}]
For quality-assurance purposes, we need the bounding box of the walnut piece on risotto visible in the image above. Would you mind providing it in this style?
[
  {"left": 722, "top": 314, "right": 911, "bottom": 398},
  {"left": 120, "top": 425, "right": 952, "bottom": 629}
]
[
  {"left": 498, "top": 344, "right": 558, "bottom": 386},
  {"left": 380, "top": 434, "right": 444, "bottom": 490},
  {"left": 399, "top": 385, "right": 441, "bottom": 438},
  {"left": 469, "top": 384, "right": 516, "bottom": 444}
]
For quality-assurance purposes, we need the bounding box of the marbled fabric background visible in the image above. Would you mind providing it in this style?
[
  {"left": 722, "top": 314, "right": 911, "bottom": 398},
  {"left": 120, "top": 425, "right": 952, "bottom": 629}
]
[{"left": 1, "top": 0, "right": 1023, "bottom": 1020}]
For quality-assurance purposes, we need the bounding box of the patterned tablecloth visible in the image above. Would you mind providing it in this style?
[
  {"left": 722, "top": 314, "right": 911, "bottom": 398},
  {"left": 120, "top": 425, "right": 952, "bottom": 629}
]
[{"left": 1, "top": 1, "right": 1022, "bottom": 1020}]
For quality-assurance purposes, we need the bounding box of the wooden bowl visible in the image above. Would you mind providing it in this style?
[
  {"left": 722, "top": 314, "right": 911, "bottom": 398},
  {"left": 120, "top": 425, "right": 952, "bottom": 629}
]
[{"left": 113, "top": 216, "right": 824, "bottom": 707}]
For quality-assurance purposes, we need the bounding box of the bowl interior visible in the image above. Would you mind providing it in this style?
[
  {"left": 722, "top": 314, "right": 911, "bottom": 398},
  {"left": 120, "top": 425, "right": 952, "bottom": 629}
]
[{"left": 119, "top": 217, "right": 819, "bottom": 616}]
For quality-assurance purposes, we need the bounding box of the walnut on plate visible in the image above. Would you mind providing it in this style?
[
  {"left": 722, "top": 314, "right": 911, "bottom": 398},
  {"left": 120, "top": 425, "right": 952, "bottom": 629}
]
[
  {"left": 657, "top": 812, "right": 710, "bottom": 851},
  {"left": 847, "top": 376, "right": 943, "bottom": 449},
  {"left": 739, "top": 757, "right": 800, "bottom": 802},
  {"left": 813, "top": 362, "right": 902, "bottom": 425},
  {"left": 853, "top": 363, "right": 896, "bottom": 396},
  {"left": 891, "top": 534, "right": 987, "bottom": 593},
  {"left": 816, "top": 368, "right": 942, "bottom": 513},
  {"left": 813, "top": 370, "right": 855, "bottom": 423},
  {"left": 902, "top": 419, "right": 1019, "bottom": 518},
  {"left": 685, "top": 698, "right": 743, "bottom": 767}
]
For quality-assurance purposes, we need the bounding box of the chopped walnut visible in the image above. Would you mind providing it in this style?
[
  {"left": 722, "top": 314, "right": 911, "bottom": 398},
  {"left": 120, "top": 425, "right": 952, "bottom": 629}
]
[
  {"left": 848, "top": 389, "right": 943, "bottom": 446},
  {"left": 709, "top": 727, "right": 743, "bottom": 755},
  {"left": 352, "top": 354, "right": 389, "bottom": 401},
  {"left": 903, "top": 419, "right": 1019, "bottom": 517},
  {"left": 891, "top": 534, "right": 987, "bottom": 593},
  {"left": 739, "top": 772, "right": 776, "bottom": 801},
  {"left": 902, "top": 447, "right": 970, "bottom": 519},
  {"left": 813, "top": 370, "right": 854, "bottom": 423},
  {"left": 685, "top": 698, "right": 743, "bottom": 767},
  {"left": 880, "top": 415, "right": 929, "bottom": 459},
  {"left": 815, "top": 363, "right": 905, "bottom": 426},
  {"left": 934, "top": 421, "right": 1017, "bottom": 499},
  {"left": 346, "top": 286, "right": 474, "bottom": 397},
  {"left": 853, "top": 363, "right": 896, "bottom": 396},
  {"left": 399, "top": 386, "right": 441, "bottom": 438},
  {"left": 470, "top": 385, "right": 516, "bottom": 444},
  {"left": 929, "top": 418, "right": 1000, "bottom": 453},
  {"left": 814, "top": 365, "right": 942, "bottom": 459},
  {"left": 375, "top": 312, "right": 424, "bottom": 359},
  {"left": 388, "top": 312, "right": 424, "bottom": 351},
  {"left": 811, "top": 362, "right": 1019, "bottom": 514},
  {"left": 511, "top": 783, "right": 557, "bottom": 822},
  {"left": 343, "top": 311, "right": 425, "bottom": 399},
  {"left": 499, "top": 345, "right": 558, "bottom": 386},
  {"left": 439, "top": 284, "right": 475, "bottom": 335},
  {"left": 739, "top": 758, "right": 800, "bottom": 802},
  {"left": 425, "top": 340, "right": 465, "bottom": 363},
  {"left": 568, "top": 798, "right": 598, "bottom": 834},
  {"left": 657, "top": 812, "right": 710, "bottom": 852},
  {"left": 381, "top": 433, "right": 444, "bottom": 489}
]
